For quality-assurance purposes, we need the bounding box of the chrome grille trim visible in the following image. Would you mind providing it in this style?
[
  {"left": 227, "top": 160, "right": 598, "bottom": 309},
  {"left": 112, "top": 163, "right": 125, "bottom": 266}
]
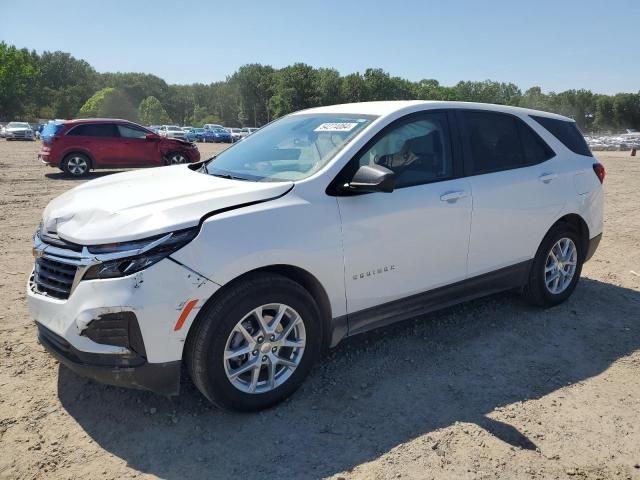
[{"left": 31, "top": 228, "right": 177, "bottom": 300}]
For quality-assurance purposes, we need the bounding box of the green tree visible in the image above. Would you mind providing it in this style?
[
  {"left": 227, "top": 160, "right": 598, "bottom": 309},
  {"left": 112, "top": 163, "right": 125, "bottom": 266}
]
[
  {"left": 36, "top": 50, "right": 97, "bottom": 119},
  {"left": 269, "top": 63, "right": 319, "bottom": 118},
  {"left": 231, "top": 64, "right": 275, "bottom": 126},
  {"left": 138, "top": 96, "right": 171, "bottom": 125},
  {"left": 78, "top": 87, "right": 137, "bottom": 120},
  {"left": 78, "top": 87, "right": 114, "bottom": 117},
  {"left": 99, "top": 89, "right": 137, "bottom": 120},
  {"left": 0, "top": 42, "right": 40, "bottom": 120}
]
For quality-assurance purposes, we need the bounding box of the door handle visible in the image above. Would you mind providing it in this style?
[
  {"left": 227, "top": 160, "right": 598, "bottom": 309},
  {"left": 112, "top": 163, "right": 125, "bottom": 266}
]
[
  {"left": 538, "top": 173, "right": 558, "bottom": 183},
  {"left": 440, "top": 191, "right": 468, "bottom": 203}
]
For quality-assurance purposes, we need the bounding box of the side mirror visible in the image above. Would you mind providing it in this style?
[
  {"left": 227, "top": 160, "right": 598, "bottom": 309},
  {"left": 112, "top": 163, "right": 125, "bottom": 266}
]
[
  {"left": 146, "top": 133, "right": 160, "bottom": 140},
  {"left": 345, "top": 165, "right": 395, "bottom": 193}
]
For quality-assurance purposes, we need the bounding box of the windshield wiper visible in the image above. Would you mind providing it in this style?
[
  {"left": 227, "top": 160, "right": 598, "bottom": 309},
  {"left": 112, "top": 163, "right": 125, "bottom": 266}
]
[{"left": 211, "top": 172, "right": 251, "bottom": 181}]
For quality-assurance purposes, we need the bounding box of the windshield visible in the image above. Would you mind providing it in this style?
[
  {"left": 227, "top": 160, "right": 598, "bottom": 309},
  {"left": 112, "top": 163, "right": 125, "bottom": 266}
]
[
  {"left": 167, "top": 126, "right": 182, "bottom": 131},
  {"left": 206, "top": 113, "right": 376, "bottom": 182},
  {"left": 7, "top": 122, "right": 30, "bottom": 128}
]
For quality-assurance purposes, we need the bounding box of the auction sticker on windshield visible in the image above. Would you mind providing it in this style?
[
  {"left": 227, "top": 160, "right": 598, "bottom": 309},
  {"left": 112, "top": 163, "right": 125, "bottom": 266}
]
[{"left": 314, "top": 122, "right": 359, "bottom": 132}]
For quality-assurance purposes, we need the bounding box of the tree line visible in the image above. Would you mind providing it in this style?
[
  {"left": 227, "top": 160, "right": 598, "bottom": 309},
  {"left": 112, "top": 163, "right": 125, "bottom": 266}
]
[{"left": 1, "top": 41, "right": 639, "bottom": 133}]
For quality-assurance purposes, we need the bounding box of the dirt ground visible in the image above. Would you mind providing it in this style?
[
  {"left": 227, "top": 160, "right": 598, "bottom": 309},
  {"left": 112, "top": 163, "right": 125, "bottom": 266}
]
[{"left": 0, "top": 140, "right": 639, "bottom": 480}]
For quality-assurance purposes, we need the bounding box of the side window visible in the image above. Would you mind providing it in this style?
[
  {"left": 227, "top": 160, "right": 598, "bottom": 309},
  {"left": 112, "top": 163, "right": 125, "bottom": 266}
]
[
  {"left": 518, "top": 121, "right": 555, "bottom": 164},
  {"left": 356, "top": 112, "right": 453, "bottom": 188},
  {"left": 67, "top": 124, "right": 118, "bottom": 137},
  {"left": 461, "top": 111, "right": 526, "bottom": 174},
  {"left": 66, "top": 124, "right": 89, "bottom": 136},
  {"left": 118, "top": 124, "right": 147, "bottom": 139},
  {"left": 530, "top": 115, "right": 592, "bottom": 157}
]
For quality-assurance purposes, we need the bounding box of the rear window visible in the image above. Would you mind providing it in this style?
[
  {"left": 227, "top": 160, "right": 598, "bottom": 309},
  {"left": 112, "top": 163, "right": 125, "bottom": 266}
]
[
  {"left": 41, "top": 122, "right": 64, "bottom": 141},
  {"left": 530, "top": 115, "right": 592, "bottom": 157}
]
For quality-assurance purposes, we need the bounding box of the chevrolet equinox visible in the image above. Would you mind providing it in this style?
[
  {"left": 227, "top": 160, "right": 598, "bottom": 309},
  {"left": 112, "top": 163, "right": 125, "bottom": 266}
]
[{"left": 28, "top": 101, "right": 604, "bottom": 411}]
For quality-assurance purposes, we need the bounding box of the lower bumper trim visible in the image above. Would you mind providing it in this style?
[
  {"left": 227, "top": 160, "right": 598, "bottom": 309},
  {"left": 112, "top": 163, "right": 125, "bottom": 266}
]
[
  {"left": 37, "top": 322, "right": 181, "bottom": 396},
  {"left": 585, "top": 233, "right": 602, "bottom": 262}
]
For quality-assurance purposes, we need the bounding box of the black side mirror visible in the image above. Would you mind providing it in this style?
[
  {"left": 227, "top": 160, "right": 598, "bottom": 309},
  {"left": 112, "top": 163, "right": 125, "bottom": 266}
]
[{"left": 344, "top": 164, "right": 395, "bottom": 193}]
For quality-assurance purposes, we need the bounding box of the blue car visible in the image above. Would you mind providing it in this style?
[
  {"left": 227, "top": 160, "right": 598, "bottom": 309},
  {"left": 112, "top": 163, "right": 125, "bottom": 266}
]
[
  {"left": 203, "top": 127, "right": 233, "bottom": 143},
  {"left": 186, "top": 128, "right": 205, "bottom": 142}
]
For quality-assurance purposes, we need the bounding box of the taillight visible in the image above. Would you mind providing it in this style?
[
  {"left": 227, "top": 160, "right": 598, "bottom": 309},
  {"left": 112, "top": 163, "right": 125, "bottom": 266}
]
[{"left": 593, "top": 163, "right": 605, "bottom": 184}]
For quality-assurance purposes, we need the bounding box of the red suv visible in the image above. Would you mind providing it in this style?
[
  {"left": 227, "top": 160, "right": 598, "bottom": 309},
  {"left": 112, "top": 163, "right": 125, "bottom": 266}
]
[{"left": 39, "top": 119, "right": 201, "bottom": 177}]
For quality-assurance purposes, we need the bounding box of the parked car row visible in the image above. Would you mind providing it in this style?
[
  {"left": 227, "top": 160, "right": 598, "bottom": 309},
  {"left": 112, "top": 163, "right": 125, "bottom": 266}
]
[
  {"left": 585, "top": 134, "right": 640, "bottom": 151},
  {"left": 145, "top": 123, "right": 260, "bottom": 143},
  {"left": 38, "top": 118, "right": 200, "bottom": 177}
]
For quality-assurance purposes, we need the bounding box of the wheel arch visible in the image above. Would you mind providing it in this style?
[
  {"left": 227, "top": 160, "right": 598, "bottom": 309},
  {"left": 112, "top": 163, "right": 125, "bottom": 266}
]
[
  {"left": 62, "top": 149, "right": 95, "bottom": 169},
  {"left": 544, "top": 213, "right": 590, "bottom": 259},
  {"left": 183, "top": 264, "right": 334, "bottom": 361}
]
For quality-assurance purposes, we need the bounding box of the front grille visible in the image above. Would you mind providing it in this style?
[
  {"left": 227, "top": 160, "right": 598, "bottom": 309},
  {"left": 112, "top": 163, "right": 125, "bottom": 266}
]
[
  {"left": 40, "top": 231, "right": 83, "bottom": 252},
  {"left": 10, "top": 131, "right": 31, "bottom": 138},
  {"left": 33, "top": 257, "right": 77, "bottom": 299}
]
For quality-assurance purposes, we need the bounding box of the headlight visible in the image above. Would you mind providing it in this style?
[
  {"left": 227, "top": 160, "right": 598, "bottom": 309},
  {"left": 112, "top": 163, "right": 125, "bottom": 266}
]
[{"left": 83, "top": 228, "right": 198, "bottom": 280}]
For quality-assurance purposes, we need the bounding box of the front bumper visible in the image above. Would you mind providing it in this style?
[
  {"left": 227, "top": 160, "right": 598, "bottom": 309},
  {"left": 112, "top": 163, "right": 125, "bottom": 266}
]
[
  {"left": 38, "top": 321, "right": 182, "bottom": 395},
  {"left": 28, "top": 255, "right": 219, "bottom": 395}
]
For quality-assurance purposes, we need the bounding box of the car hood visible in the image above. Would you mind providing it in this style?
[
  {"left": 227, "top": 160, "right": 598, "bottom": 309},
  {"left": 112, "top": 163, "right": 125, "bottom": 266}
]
[
  {"left": 7, "top": 127, "right": 32, "bottom": 131},
  {"left": 42, "top": 165, "right": 293, "bottom": 245},
  {"left": 163, "top": 137, "right": 193, "bottom": 146}
]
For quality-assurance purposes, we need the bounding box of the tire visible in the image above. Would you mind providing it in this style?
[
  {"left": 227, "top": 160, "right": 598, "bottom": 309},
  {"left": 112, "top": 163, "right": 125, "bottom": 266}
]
[
  {"left": 186, "top": 273, "right": 323, "bottom": 411},
  {"left": 523, "top": 222, "right": 584, "bottom": 307},
  {"left": 62, "top": 153, "right": 91, "bottom": 177},
  {"left": 166, "top": 152, "right": 189, "bottom": 165}
]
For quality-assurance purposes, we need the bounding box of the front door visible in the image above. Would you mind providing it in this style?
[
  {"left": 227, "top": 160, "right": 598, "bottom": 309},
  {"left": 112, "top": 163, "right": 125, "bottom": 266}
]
[
  {"left": 336, "top": 111, "right": 472, "bottom": 332},
  {"left": 114, "top": 124, "right": 160, "bottom": 167}
]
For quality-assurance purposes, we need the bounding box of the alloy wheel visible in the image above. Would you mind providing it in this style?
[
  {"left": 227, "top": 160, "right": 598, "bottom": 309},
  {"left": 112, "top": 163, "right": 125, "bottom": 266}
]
[
  {"left": 223, "top": 303, "right": 306, "bottom": 394},
  {"left": 169, "top": 153, "right": 186, "bottom": 164},
  {"left": 544, "top": 237, "right": 577, "bottom": 294},
  {"left": 67, "top": 156, "right": 88, "bottom": 175}
]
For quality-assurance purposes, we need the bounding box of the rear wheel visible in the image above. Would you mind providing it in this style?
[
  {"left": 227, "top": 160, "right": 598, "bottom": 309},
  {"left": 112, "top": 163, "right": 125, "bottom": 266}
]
[
  {"left": 523, "top": 223, "right": 584, "bottom": 307},
  {"left": 62, "top": 153, "right": 90, "bottom": 177},
  {"left": 186, "top": 273, "right": 322, "bottom": 411}
]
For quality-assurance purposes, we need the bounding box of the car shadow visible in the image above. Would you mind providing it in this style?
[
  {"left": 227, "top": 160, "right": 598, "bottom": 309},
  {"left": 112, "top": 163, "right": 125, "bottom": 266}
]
[
  {"left": 57, "top": 278, "right": 640, "bottom": 479},
  {"left": 44, "top": 170, "right": 128, "bottom": 181}
]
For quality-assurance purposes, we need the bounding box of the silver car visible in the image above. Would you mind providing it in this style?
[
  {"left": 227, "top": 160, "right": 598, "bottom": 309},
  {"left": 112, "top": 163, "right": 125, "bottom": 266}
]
[
  {"left": 4, "top": 122, "right": 35, "bottom": 141},
  {"left": 159, "top": 125, "right": 187, "bottom": 139}
]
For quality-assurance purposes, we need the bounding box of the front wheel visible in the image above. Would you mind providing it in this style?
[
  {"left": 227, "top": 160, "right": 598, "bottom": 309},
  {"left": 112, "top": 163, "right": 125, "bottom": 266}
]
[
  {"left": 166, "top": 152, "right": 188, "bottom": 165},
  {"left": 523, "top": 223, "right": 584, "bottom": 307},
  {"left": 186, "top": 274, "right": 322, "bottom": 411}
]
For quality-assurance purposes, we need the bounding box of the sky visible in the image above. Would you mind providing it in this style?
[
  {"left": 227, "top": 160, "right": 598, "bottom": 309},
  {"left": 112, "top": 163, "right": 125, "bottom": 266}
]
[{"left": 1, "top": 0, "right": 637, "bottom": 94}]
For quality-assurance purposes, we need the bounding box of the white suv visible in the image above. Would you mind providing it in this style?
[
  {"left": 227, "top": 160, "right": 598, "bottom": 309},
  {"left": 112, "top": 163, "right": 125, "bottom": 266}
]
[{"left": 28, "top": 101, "right": 604, "bottom": 411}]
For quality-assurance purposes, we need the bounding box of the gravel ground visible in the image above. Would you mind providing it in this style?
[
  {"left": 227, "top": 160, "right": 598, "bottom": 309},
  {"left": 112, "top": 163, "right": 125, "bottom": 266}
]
[{"left": 0, "top": 140, "right": 639, "bottom": 480}]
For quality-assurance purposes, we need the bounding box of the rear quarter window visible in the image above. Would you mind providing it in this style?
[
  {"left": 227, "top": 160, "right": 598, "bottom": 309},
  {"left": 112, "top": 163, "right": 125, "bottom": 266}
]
[{"left": 530, "top": 115, "right": 592, "bottom": 157}]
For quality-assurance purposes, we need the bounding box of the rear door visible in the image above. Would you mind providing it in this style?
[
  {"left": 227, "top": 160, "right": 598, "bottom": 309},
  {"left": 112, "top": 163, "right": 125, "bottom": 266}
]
[
  {"left": 336, "top": 111, "right": 472, "bottom": 330},
  {"left": 115, "top": 123, "right": 160, "bottom": 166},
  {"left": 457, "top": 110, "right": 566, "bottom": 277},
  {"left": 65, "top": 123, "right": 120, "bottom": 166}
]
